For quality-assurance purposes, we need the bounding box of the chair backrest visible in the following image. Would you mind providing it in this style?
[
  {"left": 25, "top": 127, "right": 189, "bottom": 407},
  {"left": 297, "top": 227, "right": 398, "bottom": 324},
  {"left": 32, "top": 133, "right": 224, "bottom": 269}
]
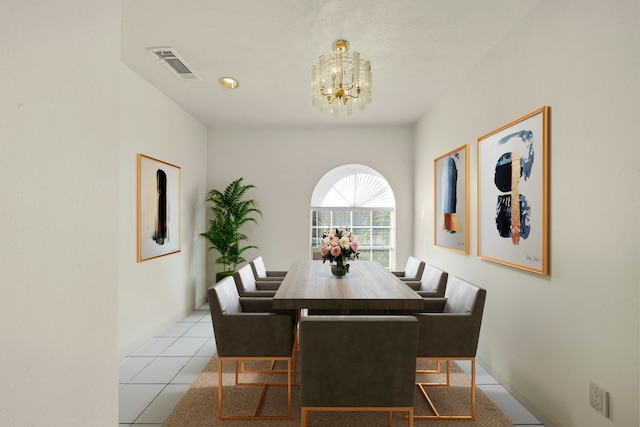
[
  {"left": 233, "top": 263, "right": 257, "bottom": 294},
  {"left": 207, "top": 276, "right": 242, "bottom": 354},
  {"left": 249, "top": 256, "right": 267, "bottom": 279},
  {"left": 208, "top": 275, "right": 242, "bottom": 319},
  {"left": 404, "top": 256, "right": 426, "bottom": 280},
  {"left": 444, "top": 276, "right": 485, "bottom": 316},
  {"left": 300, "top": 315, "right": 418, "bottom": 408},
  {"left": 418, "top": 264, "right": 448, "bottom": 296}
]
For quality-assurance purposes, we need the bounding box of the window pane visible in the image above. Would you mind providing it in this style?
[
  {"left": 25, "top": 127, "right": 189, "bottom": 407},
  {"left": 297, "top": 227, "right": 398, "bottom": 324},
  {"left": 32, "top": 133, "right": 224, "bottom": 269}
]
[
  {"left": 332, "top": 211, "right": 350, "bottom": 228},
  {"left": 317, "top": 211, "right": 331, "bottom": 227},
  {"left": 372, "top": 228, "right": 390, "bottom": 246},
  {"left": 372, "top": 250, "right": 390, "bottom": 268},
  {"left": 351, "top": 227, "right": 370, "bottom": 245},
  {"left": 372, "top": 211, "right": 391, "bottom": 226},
  {"left": 352, "top": 211, "right": 370, "bottom": 226},
  {"left": 357, "top": 250, "right": 371, "bottom": 261},
  {"left": 311, "top": 228, "right": 320, "bottom": 247}
]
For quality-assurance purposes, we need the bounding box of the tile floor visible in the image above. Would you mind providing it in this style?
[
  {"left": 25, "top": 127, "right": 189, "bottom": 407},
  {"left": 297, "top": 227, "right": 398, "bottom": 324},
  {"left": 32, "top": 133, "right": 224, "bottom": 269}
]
[{"left": 119, "top": 304, "right": 544, "bottom": 426}]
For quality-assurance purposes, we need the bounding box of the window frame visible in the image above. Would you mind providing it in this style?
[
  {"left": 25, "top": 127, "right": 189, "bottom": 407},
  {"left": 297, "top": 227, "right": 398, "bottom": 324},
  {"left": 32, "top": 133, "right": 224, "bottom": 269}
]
[{"left": 311, "top": 208, "right": 395, "bottom": 269}]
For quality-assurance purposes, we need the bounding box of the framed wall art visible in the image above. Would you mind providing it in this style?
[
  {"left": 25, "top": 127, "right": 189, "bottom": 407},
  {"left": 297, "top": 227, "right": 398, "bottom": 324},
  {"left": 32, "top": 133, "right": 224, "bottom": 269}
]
[
  {"left": 477, "top": 106, "right": 549, "bottom": 274},
  {"left": 434, "top": 144, "right": 469, "bottom": 254},
  {"left": 137, "top": 153, "right": 182, "bottom": 262}
]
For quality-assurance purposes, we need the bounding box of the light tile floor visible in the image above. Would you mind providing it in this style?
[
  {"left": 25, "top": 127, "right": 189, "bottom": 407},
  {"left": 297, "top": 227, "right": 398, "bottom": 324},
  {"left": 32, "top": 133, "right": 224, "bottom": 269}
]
[{"left": 119, "top": 304, "right": 544, "bottom": 426}]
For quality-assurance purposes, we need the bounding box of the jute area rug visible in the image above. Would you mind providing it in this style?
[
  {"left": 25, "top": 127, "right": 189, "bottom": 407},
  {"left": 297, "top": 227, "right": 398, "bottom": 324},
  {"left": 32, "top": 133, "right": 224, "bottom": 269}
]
[{"left": 162, "top": 356, "right": 512, "bottom": 427}]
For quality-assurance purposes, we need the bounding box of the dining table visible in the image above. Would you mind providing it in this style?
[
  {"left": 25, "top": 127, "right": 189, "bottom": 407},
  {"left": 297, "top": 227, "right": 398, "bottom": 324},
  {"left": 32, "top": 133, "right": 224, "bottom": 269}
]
[{"left": 273, "top": 260, "right": 424, "bottom": 312}]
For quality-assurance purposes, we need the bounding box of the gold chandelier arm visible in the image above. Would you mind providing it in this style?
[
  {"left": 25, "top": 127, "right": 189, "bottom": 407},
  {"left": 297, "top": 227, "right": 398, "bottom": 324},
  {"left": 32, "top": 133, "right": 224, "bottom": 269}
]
[
  {"left": 344, "top": 87, "right": 361, "bottom": 100},
  {"left": 320, "top": 84, "right": 361, "bottom": 103}
]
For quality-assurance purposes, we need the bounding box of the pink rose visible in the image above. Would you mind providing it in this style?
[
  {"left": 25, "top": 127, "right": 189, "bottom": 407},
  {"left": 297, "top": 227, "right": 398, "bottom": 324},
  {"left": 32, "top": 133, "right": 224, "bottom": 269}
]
[
  {"left": 331, "top": 246, "right": 342, "bottom": 257},
  {"left": 350, "top": 234, "right": 357, "bottom": 242},
  {"left": 350, "top": 241, "right": 359, "bottom": 252},
  {"left": 331, "top": 237, "right": 340, "bottom": 246},
  {"left": 320, "top": 245, "right": 328, "bottom": 255}
]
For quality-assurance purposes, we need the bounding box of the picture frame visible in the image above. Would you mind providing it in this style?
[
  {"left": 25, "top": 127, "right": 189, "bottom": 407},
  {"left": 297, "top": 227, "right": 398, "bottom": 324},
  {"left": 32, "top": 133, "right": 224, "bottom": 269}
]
[
  {"left": 477, "top": 106, "right": 549, "bottom": 274},
  {"left": 434, "top": 144, "right": 469, "bottom": 254},
  {"left": 137, "top": 153, "right": 182, "bottom": 262}
]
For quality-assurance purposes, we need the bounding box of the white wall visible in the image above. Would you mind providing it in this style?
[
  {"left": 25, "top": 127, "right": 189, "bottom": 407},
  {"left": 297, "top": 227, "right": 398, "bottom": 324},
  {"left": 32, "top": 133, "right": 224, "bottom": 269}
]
[
  {"left": 0, "top": 1, "right": 120, "bottom": 425},
  {"left": 413, "top": 1, "right": 640, "bottom": 426},
  {"left": 118, "top": 65, "right": 208, "bottom": 358},
  {"left": 207, "top": 127, "right": 414, "bottom": 279}
]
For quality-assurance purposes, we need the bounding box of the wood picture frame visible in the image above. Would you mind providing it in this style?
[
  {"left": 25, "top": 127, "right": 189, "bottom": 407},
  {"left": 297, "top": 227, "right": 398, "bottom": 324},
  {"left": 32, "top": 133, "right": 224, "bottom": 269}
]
[
  {"left": 137, "top": 153, "right": 181, "bottom": 262},
  {"left": 477, "top": 106, "right": 550, "bottom": 274},
  {"left": 434, "top": 144, "right": 469, "bottom": 254}
]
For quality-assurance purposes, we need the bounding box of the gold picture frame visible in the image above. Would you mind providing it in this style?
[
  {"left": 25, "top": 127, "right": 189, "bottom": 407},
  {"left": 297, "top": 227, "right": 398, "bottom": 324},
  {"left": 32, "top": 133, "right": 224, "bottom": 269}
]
[
  {"left": 137, "top": 153, "right": 182, "bottom": 262},
  {"left": 434, "top": 144, "right": 469, "bottom": 254},
  {"left": 477, "top": 106, "right": 550, "bottom": 274}
]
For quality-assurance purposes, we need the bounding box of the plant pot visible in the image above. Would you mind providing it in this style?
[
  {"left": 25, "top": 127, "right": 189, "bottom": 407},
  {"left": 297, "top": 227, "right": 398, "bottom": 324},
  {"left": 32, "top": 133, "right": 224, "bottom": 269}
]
[{"left": 216, "top": 272, "right": 235, "bottom": 282}]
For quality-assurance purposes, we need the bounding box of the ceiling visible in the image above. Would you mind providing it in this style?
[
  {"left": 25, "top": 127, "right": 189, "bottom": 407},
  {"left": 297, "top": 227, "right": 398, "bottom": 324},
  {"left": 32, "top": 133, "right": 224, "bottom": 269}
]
[{"left": 121, "top": 0, "right": 539, "bottom": 129}]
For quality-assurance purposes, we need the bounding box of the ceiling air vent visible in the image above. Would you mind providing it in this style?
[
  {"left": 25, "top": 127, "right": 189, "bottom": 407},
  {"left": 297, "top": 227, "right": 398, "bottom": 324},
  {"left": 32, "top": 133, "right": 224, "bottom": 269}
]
[{"left": 147, "top": 47, "right": 202, "bottom": 81}]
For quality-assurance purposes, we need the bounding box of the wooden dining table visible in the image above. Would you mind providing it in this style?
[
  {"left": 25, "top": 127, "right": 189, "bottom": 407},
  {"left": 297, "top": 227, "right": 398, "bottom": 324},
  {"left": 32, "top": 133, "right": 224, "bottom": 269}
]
[{"left": 273, "top": 260, "right": 424, "bottom": 312}]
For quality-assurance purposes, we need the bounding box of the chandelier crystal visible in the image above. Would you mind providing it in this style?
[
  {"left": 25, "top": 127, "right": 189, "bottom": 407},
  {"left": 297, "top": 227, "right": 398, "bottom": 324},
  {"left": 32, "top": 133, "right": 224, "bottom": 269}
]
[{"left": 311, "top": 40, "right": 372, "bottom": 116}]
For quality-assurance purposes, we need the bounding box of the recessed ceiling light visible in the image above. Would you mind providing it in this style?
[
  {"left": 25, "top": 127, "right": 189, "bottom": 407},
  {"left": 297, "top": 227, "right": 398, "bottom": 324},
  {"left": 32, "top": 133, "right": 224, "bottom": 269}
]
[{"left": 218, "top": 77, "right": 239, "bottom": 89}]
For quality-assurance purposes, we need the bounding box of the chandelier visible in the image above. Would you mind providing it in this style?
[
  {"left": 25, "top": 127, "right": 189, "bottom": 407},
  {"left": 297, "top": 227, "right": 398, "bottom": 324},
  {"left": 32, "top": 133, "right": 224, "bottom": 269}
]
[{"left": 311, "top": 40, "right": 372, "bottom": 116}]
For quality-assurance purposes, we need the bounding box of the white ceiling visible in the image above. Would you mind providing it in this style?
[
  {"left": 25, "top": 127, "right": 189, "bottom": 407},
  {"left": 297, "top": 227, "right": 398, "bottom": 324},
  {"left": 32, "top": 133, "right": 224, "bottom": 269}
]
[{"left": 121, "top": 0, "right": 539, "bottom": 129}]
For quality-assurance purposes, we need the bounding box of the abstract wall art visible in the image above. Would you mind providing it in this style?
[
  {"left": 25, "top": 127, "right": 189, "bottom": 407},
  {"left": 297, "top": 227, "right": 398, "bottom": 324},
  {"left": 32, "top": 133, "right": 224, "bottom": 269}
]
[
  {"left": 137, "top": 153, "right": 181, "bottom": 262},
  {"left": 434, "top": 144, "right": 469, "bottom": 254},
  {"left": 477, "top": 106, "right": 549, "bottom": 274}
]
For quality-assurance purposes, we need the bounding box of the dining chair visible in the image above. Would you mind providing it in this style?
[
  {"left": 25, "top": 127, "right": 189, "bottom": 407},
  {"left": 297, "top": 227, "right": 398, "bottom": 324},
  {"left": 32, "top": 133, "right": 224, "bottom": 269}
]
[
  {"left": 249, "top": 255, "right": 287, "bottom": 288},
  {"left": 392, "top": 256, "right": 426, "bottom": 282},
  {"left": 402, "top": 264, "right": 448, "bottom": 297},
  {"left": 208, "top": 276, "right": 297, "bottom": 420},
  {"left": 411, "top": 276, "right": 486, "bottom": 420},
  {"left": 300, "top": 315, "right": 418, "bottom": 427},
  {"left": 233, "top": 263, "right": 278, "bottom": 297}
]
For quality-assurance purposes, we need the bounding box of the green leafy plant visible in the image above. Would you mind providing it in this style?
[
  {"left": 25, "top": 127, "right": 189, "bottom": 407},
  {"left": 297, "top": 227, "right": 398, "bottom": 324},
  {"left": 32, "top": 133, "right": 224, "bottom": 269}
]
[{"left": 200, "top": 178, "right": 262, "bottom": 277}]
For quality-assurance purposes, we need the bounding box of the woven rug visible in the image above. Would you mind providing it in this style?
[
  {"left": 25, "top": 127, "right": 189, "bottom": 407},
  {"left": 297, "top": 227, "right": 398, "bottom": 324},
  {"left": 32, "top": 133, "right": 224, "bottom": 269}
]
[{"left": 162, "top": 357, "right": 513, "bottom": 427}]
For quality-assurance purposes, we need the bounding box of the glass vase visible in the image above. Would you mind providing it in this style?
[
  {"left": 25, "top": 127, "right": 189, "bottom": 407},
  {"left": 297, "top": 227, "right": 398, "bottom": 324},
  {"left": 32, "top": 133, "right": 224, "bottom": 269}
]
[{"left": 330, "top": 262, "right": 349, "bottom": 277}]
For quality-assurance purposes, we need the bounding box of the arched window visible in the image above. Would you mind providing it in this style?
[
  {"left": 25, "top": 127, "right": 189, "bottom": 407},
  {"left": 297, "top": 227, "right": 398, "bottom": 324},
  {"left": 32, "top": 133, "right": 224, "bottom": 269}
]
[{"left": 311, "top": 164, "right": 396, "bottom": 269}]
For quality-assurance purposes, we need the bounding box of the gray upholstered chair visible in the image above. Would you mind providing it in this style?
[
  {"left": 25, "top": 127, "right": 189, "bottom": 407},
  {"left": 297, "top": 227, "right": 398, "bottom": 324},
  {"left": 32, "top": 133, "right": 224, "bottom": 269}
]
[
  {"left": 412, "top": 276, "right": 486, "bottom": 420},
  {"left": 233, "top": 263, "right": 278, "bottom": 297},
  {"left": 207, "top": 276, "right": 296, "bottom": 420},
  {"left": 392, "top": 256, "right": 426, "bottom": 282},
  {"left": 300, "top": 315, "right": 418, "bottom": 427},
  {"left": 403, "top": 264, "right": 448, "bottom": 297},
  {"left": 249, "top": 256, "right": 287, "bottom": 290}
]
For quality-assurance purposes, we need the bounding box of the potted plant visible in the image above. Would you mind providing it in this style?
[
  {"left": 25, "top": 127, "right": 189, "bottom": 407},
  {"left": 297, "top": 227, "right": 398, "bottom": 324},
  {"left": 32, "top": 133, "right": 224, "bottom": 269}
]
[{"left": 200, "top": 178, "right": 262, "bottom": 281}]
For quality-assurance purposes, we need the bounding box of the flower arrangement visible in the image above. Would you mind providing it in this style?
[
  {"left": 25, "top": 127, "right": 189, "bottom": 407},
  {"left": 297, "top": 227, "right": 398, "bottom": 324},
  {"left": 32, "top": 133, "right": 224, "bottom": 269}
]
[{"left": 320, "top": 228, "right": 359, "bottom": 266}]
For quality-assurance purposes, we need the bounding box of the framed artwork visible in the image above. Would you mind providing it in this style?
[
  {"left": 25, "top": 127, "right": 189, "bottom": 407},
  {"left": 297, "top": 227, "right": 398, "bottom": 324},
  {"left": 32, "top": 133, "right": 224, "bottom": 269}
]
[
  {"left": 137, "top": 153, "right": 181, "bottom": 262},
  {"left": 477, "top": 106, "right": 549, "bottom": 274},
  {"left": 434, "top": 144, "right": 469, "bottom": 254}
]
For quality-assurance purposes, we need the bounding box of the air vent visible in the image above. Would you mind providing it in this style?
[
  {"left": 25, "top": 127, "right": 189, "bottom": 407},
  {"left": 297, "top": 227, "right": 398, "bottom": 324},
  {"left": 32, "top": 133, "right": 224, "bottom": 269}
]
[{"left": 147, "top": 47, "right": 202, "bottom": 81}]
